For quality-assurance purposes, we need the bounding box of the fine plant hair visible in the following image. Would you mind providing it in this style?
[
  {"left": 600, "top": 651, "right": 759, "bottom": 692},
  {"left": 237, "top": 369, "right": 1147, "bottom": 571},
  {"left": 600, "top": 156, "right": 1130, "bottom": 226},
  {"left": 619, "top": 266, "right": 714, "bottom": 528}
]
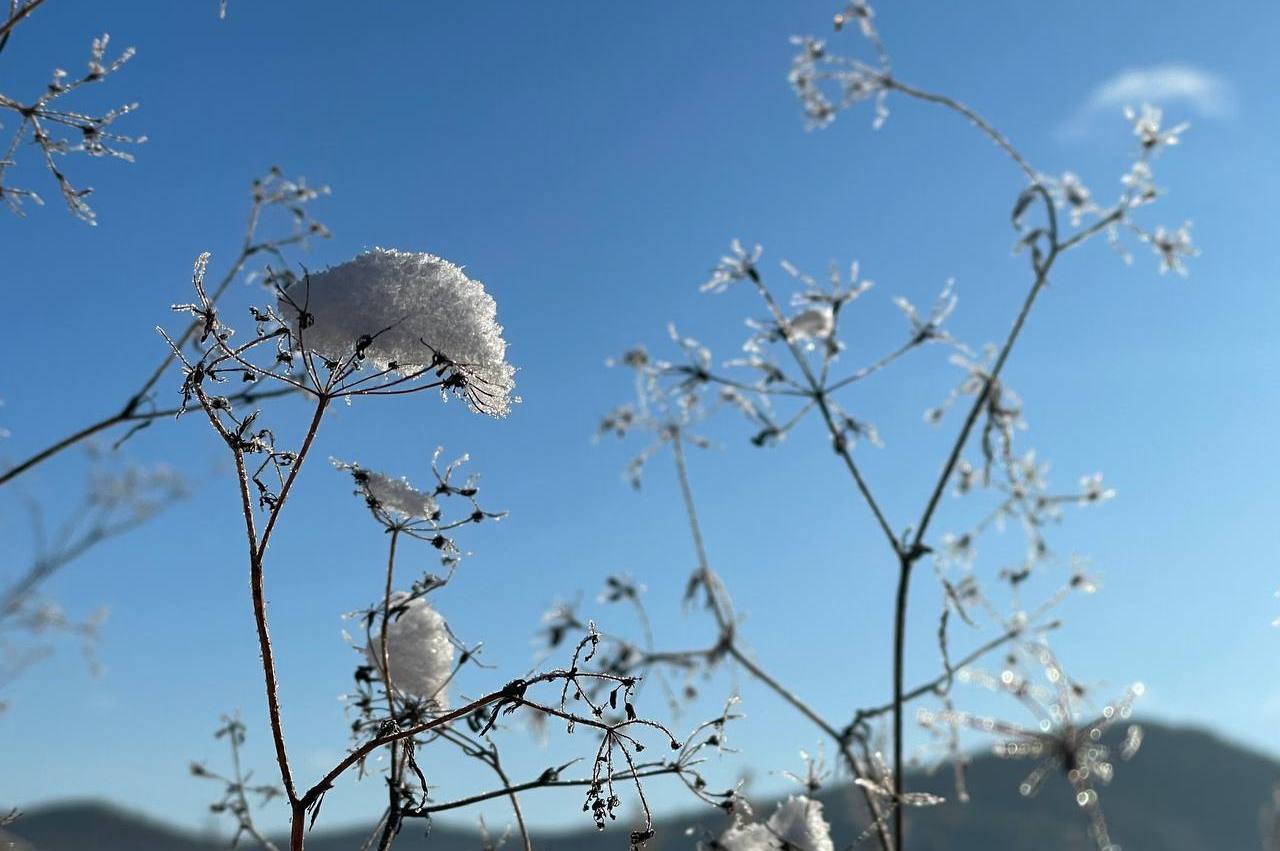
[
  {"left": 0, "top": 0, "right": 142, "bottom": 222},
  {"left": 590, "top": 2, "right": 1197, "bottom": 849}
]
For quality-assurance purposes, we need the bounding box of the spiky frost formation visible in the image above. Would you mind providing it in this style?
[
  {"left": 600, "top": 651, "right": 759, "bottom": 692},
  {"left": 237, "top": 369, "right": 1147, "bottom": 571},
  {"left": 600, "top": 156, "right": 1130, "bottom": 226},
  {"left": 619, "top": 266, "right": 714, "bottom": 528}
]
[
  {"left": 280, "top": 248, "right": 516, "bottom": 416},
  {"left": 703, "top": 796, "right": 834, "bottom": 851},
  {"left": 333, "top": 459, "right": 439, "bottom": 521},
  {"left": 368, "top": 592, "right": 454, "bottom": 705}
]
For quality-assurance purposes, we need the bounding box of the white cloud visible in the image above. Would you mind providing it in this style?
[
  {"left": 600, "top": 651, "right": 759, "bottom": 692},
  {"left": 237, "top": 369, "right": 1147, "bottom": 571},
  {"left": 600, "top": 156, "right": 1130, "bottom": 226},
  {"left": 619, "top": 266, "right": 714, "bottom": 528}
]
[{"left": 1057, "top": 64, "right": 1235, "bottom": 141}]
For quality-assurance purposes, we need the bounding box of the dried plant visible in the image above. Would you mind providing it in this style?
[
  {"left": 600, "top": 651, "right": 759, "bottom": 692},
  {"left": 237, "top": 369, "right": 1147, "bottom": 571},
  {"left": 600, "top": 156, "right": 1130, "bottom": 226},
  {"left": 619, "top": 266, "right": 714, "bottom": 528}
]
[
  {"left": 0, "top": 165, "right": 326, "bottom": 713},
  {"left": 0, "top": 166, "right": 329, "bottom": 488},
  {"left": 0, "top": 3, "right": 1217, "bottom": 851},
  {"left": 0, "top": 1, "right": 142, "bottom": 222},
  {"left": 191, "top": 715, "right": 284, "bottom": 851},
  {"left": 165, "top": 245, "right": 726, "bottom": 850},
  {"left": 586, "top": 2, "right": 1200, "bottom": 849}
]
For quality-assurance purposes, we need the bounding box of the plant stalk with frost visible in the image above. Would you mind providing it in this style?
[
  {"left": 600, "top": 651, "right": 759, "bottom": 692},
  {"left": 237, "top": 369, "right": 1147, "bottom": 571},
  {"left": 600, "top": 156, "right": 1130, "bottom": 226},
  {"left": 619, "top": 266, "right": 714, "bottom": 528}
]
[
  {"left": 593, "top": 4, "right": 1202, "bottom": 850},
  {"left": 169, "top": 248, "right": 696, "bottom": 851}
]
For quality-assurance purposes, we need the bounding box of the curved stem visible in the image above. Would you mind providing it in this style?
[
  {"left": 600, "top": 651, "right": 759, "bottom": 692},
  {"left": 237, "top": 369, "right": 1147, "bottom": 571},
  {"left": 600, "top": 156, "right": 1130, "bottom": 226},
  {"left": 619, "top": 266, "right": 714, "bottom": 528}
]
[
  {"left": 669, "top": 431, "right": 894, "bottom": 850},
  {"left": 434, "top": 729, "right": 533, "bottom": 851},
  {"left": 256, "top": 396, "right": 329, "bottom": 560},
  {"left": 243, "top": 450, "right": 296, "bottom": 805},
  {"left": 378, "top": 528, "right": 402, "bottom": 851},
  {"left": 854, "top": 621, "right": 1052, "bottom": 724},
  {"left": 883, "top": 77, "right": 1037, "bottom": 183},
  {"left": 303, "top": 690, "right": 513, "bottom": 809},
  {"left": 406, "top": 764, "right": 681, "bottom": 817},
  {"left": 0, "top": 384, "right": 295, "bottom": 488},
  {"left": 911, "top": 240, "right": 1057, "bottom": 551},
  {"left": 0, "top": 0, "right": 47, "bottom": 44},
  {"left": 379, "top": 529, "right": 401, "bottom": 706},
  {"left": 0, "top": 413, "right": 124, "bottom": 486},
  {"left": 0, "top": 189, "right": 290, "bottom": 488}
]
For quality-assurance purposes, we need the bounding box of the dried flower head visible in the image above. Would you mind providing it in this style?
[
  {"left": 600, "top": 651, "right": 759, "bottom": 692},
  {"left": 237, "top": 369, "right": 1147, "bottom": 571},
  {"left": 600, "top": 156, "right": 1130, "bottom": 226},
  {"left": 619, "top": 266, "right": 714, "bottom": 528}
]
[
  {"left": 702, "top": 240, "right": 763, "bottom": 293},
  {"left": 1144, "top": 222, "right": 1198, "bottom": 276},
  {"left": 1124, "top": 103, "right": 1188, "bottom": 153},
  {"left": 1056, "top": 172, "right": 1096, "bottom": 226},
  {"left": 278, "top": 248, "right": 516, "bottom": 416}
]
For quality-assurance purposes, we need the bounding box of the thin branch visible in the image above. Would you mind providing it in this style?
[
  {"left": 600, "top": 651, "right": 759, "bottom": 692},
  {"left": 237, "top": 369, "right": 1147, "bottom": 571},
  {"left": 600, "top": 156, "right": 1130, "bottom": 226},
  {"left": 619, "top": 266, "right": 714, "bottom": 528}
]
[
  {"left": 882, "top": 77, "right": 1037, "bottom": 183},
  {"left": 0, "top": 0, "right": 48, "bottom": 47},
  {"left": 669, "top": 431, "right": 894, "bottom": 850},
  {"left": 0, "top": 385, "right": 294, "bottom": 487}
]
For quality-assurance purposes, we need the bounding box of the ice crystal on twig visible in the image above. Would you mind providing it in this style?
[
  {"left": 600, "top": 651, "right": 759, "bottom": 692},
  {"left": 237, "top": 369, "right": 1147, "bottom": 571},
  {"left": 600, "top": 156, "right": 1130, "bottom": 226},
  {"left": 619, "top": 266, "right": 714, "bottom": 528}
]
[
  {"left": 702, "top": 239, "right": 763, "bottom": 293},
  {"left": 1144, "top": 222, "right": 1198, "bottom": 276},
  {"left": 1125, "top": 103, "right": 1188, "bottom": 153}
]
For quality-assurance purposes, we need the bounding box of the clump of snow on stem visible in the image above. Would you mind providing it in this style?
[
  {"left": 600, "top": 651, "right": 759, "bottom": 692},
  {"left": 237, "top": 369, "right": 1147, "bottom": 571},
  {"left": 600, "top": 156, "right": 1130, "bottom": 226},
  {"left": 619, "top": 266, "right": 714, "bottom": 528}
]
[
  {"left": 279, "top": 248, "right": 516, "bottom": 416},
  {"left": 332, "top": 459, "right": 439, "bottom": 521},
  {"left": 704, "top": 796, "right": 834, "bottom": 851},
  {"left": 711, "top": 820, "right": 774, "bottom": 851},
  {"left": 368, "top": 591, "right": 454, "bottom": 704},
  {"left": 765, "top": 796, "right": 835, "bottom": 851}
]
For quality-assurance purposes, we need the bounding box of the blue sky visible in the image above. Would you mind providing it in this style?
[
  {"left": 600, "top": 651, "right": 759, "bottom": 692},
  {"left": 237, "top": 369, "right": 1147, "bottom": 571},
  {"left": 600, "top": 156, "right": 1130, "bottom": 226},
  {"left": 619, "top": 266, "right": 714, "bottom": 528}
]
[{"left": 1, "top": 0, "right": 1278, "bottom": 839}]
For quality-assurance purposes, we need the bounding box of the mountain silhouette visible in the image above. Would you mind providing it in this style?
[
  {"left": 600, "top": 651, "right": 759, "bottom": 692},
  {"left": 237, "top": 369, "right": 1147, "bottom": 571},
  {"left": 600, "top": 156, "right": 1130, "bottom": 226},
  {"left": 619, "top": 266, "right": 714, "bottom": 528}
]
[{"left": 5, "top": 722, "right": 1276, "bottom": 850}]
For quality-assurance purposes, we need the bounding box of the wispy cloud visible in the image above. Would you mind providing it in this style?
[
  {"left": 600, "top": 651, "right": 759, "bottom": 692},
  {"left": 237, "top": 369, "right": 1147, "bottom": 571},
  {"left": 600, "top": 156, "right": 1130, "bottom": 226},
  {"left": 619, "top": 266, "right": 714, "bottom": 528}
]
[{"left": 1057, "top": 64, "right": 1235, "bottom": 141}]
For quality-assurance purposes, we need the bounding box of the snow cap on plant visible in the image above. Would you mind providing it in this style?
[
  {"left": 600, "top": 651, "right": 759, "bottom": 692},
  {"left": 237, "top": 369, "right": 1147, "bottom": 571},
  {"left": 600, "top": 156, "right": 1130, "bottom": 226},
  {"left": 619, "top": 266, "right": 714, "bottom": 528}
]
[
  {"left": 368, "top": 591, "right": 454, "bottom": 705},
  {"left": 333, "top": 459, "right": 439, "bottom": 522},
  {"left": 765, "top": 796, "right": 835, "bottom": 851},
  {"left": 703, "top": 796, "right": 834, "bottom": 851},
  {"left": 708, "top": 820, "right": 774, "bottom": 851},
  {"left": 279, "top": 248, "right": 516, "bottom": 416}
]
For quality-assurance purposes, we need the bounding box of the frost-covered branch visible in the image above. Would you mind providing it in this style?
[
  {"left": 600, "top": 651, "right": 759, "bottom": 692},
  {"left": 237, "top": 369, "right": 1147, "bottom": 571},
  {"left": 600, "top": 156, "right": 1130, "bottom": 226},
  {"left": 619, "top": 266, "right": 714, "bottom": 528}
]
[
  {"left": 0, "top": 169, "right": 328, "bottom": 488},
  {"left": 0, "top": 3, "right": 141, "bottom": 222}
]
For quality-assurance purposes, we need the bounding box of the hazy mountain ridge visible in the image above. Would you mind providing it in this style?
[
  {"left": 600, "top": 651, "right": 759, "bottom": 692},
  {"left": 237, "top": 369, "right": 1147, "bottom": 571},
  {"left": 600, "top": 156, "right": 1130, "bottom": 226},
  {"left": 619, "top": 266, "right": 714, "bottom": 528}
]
[{"left": 5, "top": 723, "right": 1275, "bottom": 850}]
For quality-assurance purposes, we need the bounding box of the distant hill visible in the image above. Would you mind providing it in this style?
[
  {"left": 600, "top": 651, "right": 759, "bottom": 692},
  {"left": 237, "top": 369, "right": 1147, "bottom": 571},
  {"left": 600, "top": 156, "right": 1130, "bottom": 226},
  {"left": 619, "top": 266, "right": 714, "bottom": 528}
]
[{"left": 5, "top": 722, "right": 1277, "bottom": 850}]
